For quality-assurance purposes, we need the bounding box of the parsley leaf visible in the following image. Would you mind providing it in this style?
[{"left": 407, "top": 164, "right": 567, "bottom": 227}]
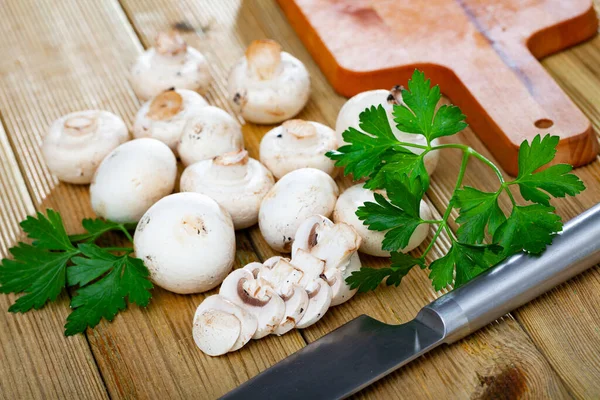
[
  {"left": 455, "top": 187, "right": 506, "bottom": 244},
  {"left": 65, "top": 244, "right": 152, "bottom": 336},
  {"left": 346, "top": 252, "right": 424, "bottom": 292},
  {"left": 20, "top": 209, "right": 74, "bottom": 251},
  {"left": 493, "top": 204, "right": 563, "bottom": 255},
  {"left": 393, "top": 70, "right": 467, "bottom": 142}
]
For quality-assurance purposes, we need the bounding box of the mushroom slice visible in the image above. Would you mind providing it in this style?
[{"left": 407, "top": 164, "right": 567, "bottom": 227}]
[
  {"left": 193, "top": 294, "right": 258, "bottom": 353},
  {"left": 323, "top": 253, "right": 362, "bottom": 307},
  {"left": 258, "top": 259, "right": 308, "bottom": 335},
  {"left": 243, "top": 262, "right": 263, "bottom": 278},
  {"left": 193, "top": 309, "right": 240, "bottom": 357},
  {"left": 263, "top": 256, "right": 284, "bottom": 269},
  {"left": 220, "top": 269, "right": 285, "bottom": 339}
]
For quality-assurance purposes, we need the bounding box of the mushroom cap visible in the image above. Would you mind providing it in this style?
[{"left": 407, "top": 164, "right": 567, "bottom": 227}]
[
  {"left": 133, "top": 192, "right": 236, "bottom": 294},
  {"left": 258, "top": 168, "right": 339, "bottom": 252},
  {"left": 194, "top": 295, "right": 258, "bottom": 353},
  {"left": 177, "top": 106, "right": 245, "bottom": 166},
  {"left": 333, "top": 184, "right": 432, "bottom": 257},
  {"left": 259, "top": 119, "right": 338, "bottom": 179},
  {"left": 228, "top": 40, "right": 310, "bottom": 124},
  {"left": 90, "top": 138, "right": 177, "bottom": 223},
  {"left": 335, "top": 89, "right": 439, "bottom": 175},
  {"left": 130, "top": 32, "right": 211, "bottom": 101},
  {"left": 219, "top": 268, "right": 286, "bottom": 339},
  {"left": 133, "top": 89, "right": 209, "bottom": 154},
  {"left": 42, "top": 110, "right": 129, "bottom": 184},
  {"left": 180, "top": 150, "right": 274, "bottom": 229}
]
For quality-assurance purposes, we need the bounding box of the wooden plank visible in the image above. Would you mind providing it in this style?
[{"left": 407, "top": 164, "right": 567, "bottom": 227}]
[
  {"left": 0, "top": 0, "right": 304, "bottom": 399},
  {"left": 118, "top": 0, "right": 574, "bottom": 398},
  {"left": 0, "top": 119, "right": 107, "bottom": 398}
]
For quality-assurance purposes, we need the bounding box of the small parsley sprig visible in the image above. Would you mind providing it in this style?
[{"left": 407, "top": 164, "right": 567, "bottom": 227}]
[
  {"left": 0, "top": 210, "right": 152, "bottom": 335},
  {"left": 327, "top": 70, "right": 585, "bottom": 293}
]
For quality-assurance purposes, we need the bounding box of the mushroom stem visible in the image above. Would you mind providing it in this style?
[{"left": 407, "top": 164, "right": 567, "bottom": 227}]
[
  {"left": 280, "top": 119, "right": 319, "bottom": 148},
  {"left": 155, "top": 31, "right": 187, "bottom": 59},
  {"left": 245, "top": 39, "right": 282, "bottom": 80},
  {"left": 63, "top": 114, "right": 98, "bottom": 136},
  {"left": 147, "top": 90, "right": 184, "bottom": 121},
  {"left": 208, "top": 149, "right": 249, "bottom": 180}
]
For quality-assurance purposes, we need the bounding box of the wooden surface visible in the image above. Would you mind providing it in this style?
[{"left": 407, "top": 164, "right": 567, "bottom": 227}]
[
  {"left": 277, "top": 0, "right": 599, "bottom": 176},
  {"left": 0, "top": 0, "right": 599, "bottom": 398}
]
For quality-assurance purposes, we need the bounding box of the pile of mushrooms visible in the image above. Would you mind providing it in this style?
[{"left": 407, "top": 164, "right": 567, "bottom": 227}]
[{"left": 192, "top": 215, "right": 362, "bottom": 356}]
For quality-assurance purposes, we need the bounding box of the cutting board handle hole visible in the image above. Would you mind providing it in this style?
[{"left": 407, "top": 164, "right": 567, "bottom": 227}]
[{"left": 535, "top": 119, "right": 554, "bottom": 129}]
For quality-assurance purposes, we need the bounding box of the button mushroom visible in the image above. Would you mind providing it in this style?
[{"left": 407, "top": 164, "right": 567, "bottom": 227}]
[
  {"left": 193, "top": 295, "right": 258, "bottom": 356},
  {"left": 259, "top": 119, "right": 338, "bottom": 179},
  {"left": 177, "top": 106, "right": 245, "bottom": 167},
  {"left": 219, "top": 268, "right": 286, "bottom": 339},
  {"left": 133, "top": 192, "right": 236, "bottom": 294},
  {"left": 42, "top": 110, "right": 129, "bottom": 184},
  {"left": 228, "top": 39, "right": 310, "bottom": 124},
  {"left": 333, "top": 184, "right": 432, "bottom": 257},
  {"left": 180, "top": 150, "right": 274, "bottom": 229},
  {"left": 130, "top": 31, "right": 211, "bottom": 101},
  {"left": 335, "top": 87, "right": 439, "bottom": 175},
  {"left": 90, "top": 138, "right": 177, "bottom": 223},
  {"left": 292, "top": 215, "right": 363, "bottom": 306},
  {"left": 258, "top": 168, "right": 339, "bottom": 252},
  {"left": 133, "top": 89, "right": 209, "bottom": 154}
]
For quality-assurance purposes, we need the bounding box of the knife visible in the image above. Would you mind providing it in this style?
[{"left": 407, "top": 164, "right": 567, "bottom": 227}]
[{"left": 221, "top": 203, "right": 600, "bottom": 400}]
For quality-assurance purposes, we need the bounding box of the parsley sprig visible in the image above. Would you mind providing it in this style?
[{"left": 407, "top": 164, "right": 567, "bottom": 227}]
[
  {"left": 328, "top": 70, "right": 585, "bottom": 293},
  {"left": 0, "top": 210, "right": 152, "bottom": 335}
]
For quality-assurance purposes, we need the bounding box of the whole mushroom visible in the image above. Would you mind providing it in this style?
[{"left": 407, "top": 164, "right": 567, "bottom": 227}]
[
  {"left": 130, "top": 31, "right": 211, "bottom": 100},
  {"left": 134, "top": 192, "right": 236, "bottom": 294},
  {"left": 90, "top": 138, "right": 177, "bottom": 223},
  {"left": 177, "top": 106, "right": 245, "bottom": 166},
  {"left": 42, "top": 110, "right": 129, "bottom": 184},
  {"left": 228, "top": 39, "right": 310, "bottom": 124},
  {"left": 333, "top": 184, "right": 432, "bottom": 257},
  {"left": 180, "top": 149, "right": 274, "bottom": 229},
  {"left": 259, "top": 168, "right": 339, "bottom": 252},
  {"left": 133, "top": 89, "right": 209, "bottom": 154},
  {"left": 259, "top": 119, "right": 337, "bottom": 179},
  {"left": 336, "top": 87, "right": 439, "bottom": 175}
]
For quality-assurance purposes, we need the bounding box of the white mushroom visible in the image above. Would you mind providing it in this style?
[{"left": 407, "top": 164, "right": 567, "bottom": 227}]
[
  {"left": 180, "top": 150, "right": 273, "bottom": 230},
  {"left": 193, "top": 294, "right": 258, "bottom": 355},
  {"left": 257, "top": 259, "right": 308, "bottom": 335},
  {"left": 133, "top": 89, "right": 209, "bottom": 154},
  {"left": 258, "top": 168, "right": 339, "bottom": 252},
  {"left": 228, "top": 39, "right": 310, "bottom": 124},
  {"left": 220, "top": 268, "right": 286, "bottom": 339},
  {"left": 259, "top": 119, "right": 338, "bottom": 179},
  {"left": 42, "top": 110, "right": 129, "bottom": 184},
  {"left": 333, "top": 184, "right": 432, "bottom": 257},
  {"left": 292, "top": 215, "right": 362, "bottom": 306},
  {"left": 335, "top": 87, "right": 439, "bottom": 175},
  {"left": 130, "top": 31, "right": 211, "bottom": 101},
  {"left": 178, "top": 106, "right": 245, "bottom": 166},
  {"left": 133, "top": 192, "right": 236, "bottom": 294},
  {"left": 289, "top": 249, "right": 332, "bottom": 329},
  {"left": 90, "top": 138, "right": 177, "bottom": 223}
]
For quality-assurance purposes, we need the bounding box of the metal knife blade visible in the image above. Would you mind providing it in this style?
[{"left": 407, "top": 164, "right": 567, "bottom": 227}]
[{"left": 220, "top": 314, "right": 444, "bottom": 400}]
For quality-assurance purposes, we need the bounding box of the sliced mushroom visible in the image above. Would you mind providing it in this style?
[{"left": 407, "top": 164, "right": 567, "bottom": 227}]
[
  {"left": 42, "top": 110, "right": 129, "bottom": 184},
  {"left": 228, "top": 39, "right": 310, "bottom": 124},
  {"left": 133, "top": 89, "right": 209, "bottom": 154},
  {"left": 193, "top": 309, "right": 240, "bottom": 357},
  {"left": 193, "top": 294, "right": 258, "bottom": 354},
  {"left": 333, "top": 184, "right": 432, "bottom": 257},
  {"left": 220, "top": 268, "right": 285, "bottom": 339},
  {"left": 178, "top": 106, "right": 245, "bottom": 166},
  {"left": 335, "top": 87, "right": 439, "bottom": 175},
  {"left": 130, "top": 31, "right": 211, "bottom": 100},
  {"left": 90, "top": 138, "right": 177, "bottom": 223},
  {"left": 322, "top": 253, "right": 362, "bottom": 307},
  {"left": 259, "top": 168, "right": 339, "bottom": 252},
  {"left": 259, "top": 119, "right": 338, "bottom": 179},
  {"left": 180, "top": 150, "right": 274, "bottom": 229}
]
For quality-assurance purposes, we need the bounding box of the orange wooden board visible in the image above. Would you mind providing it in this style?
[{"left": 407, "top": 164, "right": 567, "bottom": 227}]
[{"left": 277, "top": 0, "right": 600, "bottom": 175}]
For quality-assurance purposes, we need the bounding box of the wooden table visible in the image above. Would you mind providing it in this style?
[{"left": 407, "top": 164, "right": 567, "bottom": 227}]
[{"left": 0, "top": 1, "right": 599, "bottom": 398}]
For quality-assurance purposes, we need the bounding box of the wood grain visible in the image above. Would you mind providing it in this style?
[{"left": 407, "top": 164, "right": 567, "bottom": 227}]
[{"left": 0, "top": 0, "right": 598, "bottom": 398}]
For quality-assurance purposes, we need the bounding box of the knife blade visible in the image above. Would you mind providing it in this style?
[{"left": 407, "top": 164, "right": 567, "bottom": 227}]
[{"left": 222, "top": 203, "right": 600, "bottom": 400}]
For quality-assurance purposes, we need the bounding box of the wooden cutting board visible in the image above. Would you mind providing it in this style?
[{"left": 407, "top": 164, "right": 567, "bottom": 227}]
[{"left": 277, "top": 0, "right": 600, "bottom": 175}]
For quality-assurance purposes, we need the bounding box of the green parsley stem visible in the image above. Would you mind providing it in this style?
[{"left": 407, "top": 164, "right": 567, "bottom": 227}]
[
  {"left": 394, "top": 141, "right": 429, "bottom": 150},
  {"left": 102, "top": 247, "right": 134, "bottom": 254},
  {"left": 119, "top": 226, "right": 134, "bottom": 243},
  {"left": 423, "top": 219, "right": 443, "bottom": 224}
]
